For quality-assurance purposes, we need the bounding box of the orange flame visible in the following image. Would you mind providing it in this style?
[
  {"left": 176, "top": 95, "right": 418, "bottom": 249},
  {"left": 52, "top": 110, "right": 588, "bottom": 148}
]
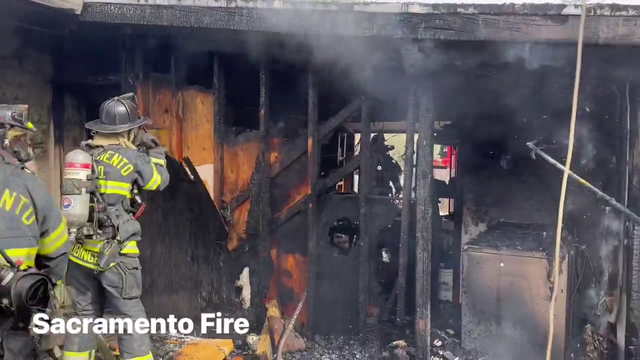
[
  {"left": 268, "top": 248, "right": 309, "bottom": 328},
  {"left": 275, "top": 176, "right": 310, "bottom": 218}
]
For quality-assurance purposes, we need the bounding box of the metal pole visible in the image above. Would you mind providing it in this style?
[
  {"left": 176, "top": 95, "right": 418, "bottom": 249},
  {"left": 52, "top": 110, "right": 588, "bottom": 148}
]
[{"left": 527, "top": 141, "right": 640, "bottom": 225}]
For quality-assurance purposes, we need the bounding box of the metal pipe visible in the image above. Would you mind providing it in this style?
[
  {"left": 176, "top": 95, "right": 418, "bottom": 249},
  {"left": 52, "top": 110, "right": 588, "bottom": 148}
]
[{"left": 526, "top": 141, "right": 640, "bottom": 225}]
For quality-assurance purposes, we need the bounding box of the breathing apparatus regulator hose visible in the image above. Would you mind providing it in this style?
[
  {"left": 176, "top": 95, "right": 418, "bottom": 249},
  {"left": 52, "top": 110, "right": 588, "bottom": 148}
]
[{"left": 546, "top": 0, "right": 587, "bottom": 359}]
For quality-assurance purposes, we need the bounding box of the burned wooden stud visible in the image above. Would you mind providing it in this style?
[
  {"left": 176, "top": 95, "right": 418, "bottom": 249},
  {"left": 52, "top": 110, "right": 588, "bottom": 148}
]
[
  {"left": 359, "top": 100, "right": 372, "bottom": 330},
  {"left": 397, "top": 87, "right": 417, "bottom": 323},
  {"left": 213, "top": 55, "right": 226, "bottom": 209},
  {"left": 415, "top": 85, "right": 435, "bottom": 359},
  {"left": 271, "top": 154, "right": 362, "bottom": 230},
  {"left": 252, "top": 62, "right": 274, "bottom": 323},
  {"left": 228, "top": 98, "right": 362, "bottom": 212},
  {"left": 306, "top": 71, "right": 319, "bottom": 333},
  {"left": 119, "top": 34, "right": 135, "bottom": 93}
]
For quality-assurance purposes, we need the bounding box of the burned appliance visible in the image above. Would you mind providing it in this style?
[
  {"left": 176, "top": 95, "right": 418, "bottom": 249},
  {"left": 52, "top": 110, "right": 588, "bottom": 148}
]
[
  {"left": 328, "top": 217, "right": 360, "bottom": 254},
  {"left": 461, "top": 221, "right": 572, "bottom": 360}
]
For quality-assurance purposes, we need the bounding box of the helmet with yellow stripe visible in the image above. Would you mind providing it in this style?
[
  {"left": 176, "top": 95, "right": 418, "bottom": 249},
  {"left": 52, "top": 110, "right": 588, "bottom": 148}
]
[
  {"left": 0, "top": 105, "right": 36, "bottom": 164},
  {"left": 0, "top": 105, "right": 35, "bottom": 132}
]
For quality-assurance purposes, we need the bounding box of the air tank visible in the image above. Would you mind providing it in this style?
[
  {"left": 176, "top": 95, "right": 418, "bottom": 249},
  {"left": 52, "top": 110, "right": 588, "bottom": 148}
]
[{"left": 61, "top": 149, "right": 93, "bottom": 240}]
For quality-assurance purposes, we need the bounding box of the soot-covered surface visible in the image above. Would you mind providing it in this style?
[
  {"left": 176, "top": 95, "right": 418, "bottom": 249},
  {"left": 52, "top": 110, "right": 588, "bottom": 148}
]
[
  {"left": 138, "top": 157, "right": 249, "bottom": 331},
  {"left": 465, "top": 221, "right": 552, "bottom": 253},
  {"left": 313, "top": 194, "right": 401, "bottom": 336}
]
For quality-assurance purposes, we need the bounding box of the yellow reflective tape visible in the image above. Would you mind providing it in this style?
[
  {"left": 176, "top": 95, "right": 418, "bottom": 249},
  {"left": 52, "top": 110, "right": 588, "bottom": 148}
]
[
  {"left": 82, "top": 239, "right": 103, "bottom": 252},
  {"left": 98, "top": 180, "right": 132, "bottom": 197},
  {"left": 124, "top": 352, "right": 154, "bottom": 360},
  {"left": 0, "top": 247, "right": 38, "bottom": 269},
  {"left": 120, "top": 241, "right": 139, "bottom": 255},
  {"left": 69, "top": 244, "right": 115, "bottom": 271},
  {"left": 150, "top": 157, "right": 166, "bottom": 166},
  {"left": 142, "top": 164, "right": 161, "bottom": 191},
  {"left": 63, "top": 350, "right": 95, "bottom": 360},
  {"left": 69, "top": 256, "right": 98, "bottom": 270},
  {"left": 69, "top": 244, "right": 100, "bottom": 269},
  {"left": 98, "top": 180, "right": 130, "bottom": 189},
  {"left": 39, "top": 218, "right": 69, "bottom": 256}
]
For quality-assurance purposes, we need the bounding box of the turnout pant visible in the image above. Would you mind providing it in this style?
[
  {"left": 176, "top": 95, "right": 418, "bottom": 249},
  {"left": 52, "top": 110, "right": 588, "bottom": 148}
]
[
  {"left": 2, "top": 326, "right": 36, "bottom": 360},
  {"left": 1, "top": 316, "right": 56, "bottom": 360},
  {"left": 63, "top": 257, "right": 153, "bottom": 360}
]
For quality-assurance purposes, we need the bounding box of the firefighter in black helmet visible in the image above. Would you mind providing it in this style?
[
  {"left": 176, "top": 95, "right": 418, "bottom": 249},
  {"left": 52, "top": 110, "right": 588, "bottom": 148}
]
[
  {"left": 0, "top": 105, "right": 70, "bottom": 360},
  {"left": 63, "top": 94, "right": 169, "bottom": 360}
]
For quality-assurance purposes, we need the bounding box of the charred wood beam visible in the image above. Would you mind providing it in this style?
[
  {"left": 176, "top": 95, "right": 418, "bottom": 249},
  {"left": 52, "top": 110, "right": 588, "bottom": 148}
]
[
  {"left": 228, "top": 98, "right": 362, "bottom": 211},
  {"left": 271, "top": 153, "right": 361, "bottom": 230},
  {"left": 28, "top": 0, "right": 83, "bottom": 14},
  {"left": 617, "top": 81, "right": 630, "bottom": 360},
  {"left": 415, "top": 85, "right": 434, "bottom": 359},
  {"left": 213, "top": 55, "right": 226, "bottom": 208},
  {"left": 358, "top": 100, "right": 372, "bottom": 331},
  {"left": 120, "top": 34, "right": 133, "bottom": 93},
  {"left": 396, "top": 87, "right": 416, "bottom": 323},
  {"left": 250, "top": 63, "right": 273, "bottom": 325},
  {"left": 344, "top": 122, "right": 419, "bottom": 134},
  {"left": 629, "top": 83, "right": 640, "bottom": 352},
  {"left": 80, "top": 4, "right": 640, "bottom": 46},
  {"left": 306, "top": 71, "right": 319, "bottom": 333},
  {"left": 183, "top": 157, "right": 228, "bottom": 240}
]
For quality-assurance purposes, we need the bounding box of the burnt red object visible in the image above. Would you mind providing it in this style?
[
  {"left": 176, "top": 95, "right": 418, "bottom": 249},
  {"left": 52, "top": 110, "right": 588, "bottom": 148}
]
[{"left": 133, "top": 204, "right": 146, "bottom": 219}]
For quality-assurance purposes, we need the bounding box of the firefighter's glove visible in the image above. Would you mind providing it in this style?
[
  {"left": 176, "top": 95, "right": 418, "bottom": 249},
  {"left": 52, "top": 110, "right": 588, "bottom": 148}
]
[{"left": 136, "top": 132, "right": 161, "bottom": 150}]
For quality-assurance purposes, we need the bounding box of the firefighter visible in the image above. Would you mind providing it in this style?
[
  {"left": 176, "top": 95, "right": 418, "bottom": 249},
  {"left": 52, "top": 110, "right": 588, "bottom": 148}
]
[
  {"left": 0, "top": 107, "right": 70, "bottom": 360},
  {"left": 63, "top": 93, "right": 169, "bottom": 360}
]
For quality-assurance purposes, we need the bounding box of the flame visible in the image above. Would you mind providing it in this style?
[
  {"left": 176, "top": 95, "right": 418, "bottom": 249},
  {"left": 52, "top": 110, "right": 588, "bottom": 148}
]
[
  {"left": 223, "top": 137, "right": 282, "bottom": 251},
  {"left": 275, "top": 176, "right": 310, "bottom": 218},
  {"left": 267, "top": 248, "right": 309, "bottom": 328},
  {"left": 137, "top": 79, "right": 313, "bottom": 330}
]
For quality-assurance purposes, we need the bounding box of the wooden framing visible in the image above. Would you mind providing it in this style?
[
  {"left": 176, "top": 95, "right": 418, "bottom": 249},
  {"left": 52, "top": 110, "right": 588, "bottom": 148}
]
[
  {"left": 271, "top": 154, "right": 362, "bottom": 230},
  {"left": 258, "top": 62, "right": 272, "bottom": 305},
  {"left": 213, "top": 55, "right": 225, "bottom": 208},
  {"left": 80, "top": 4, "right": 640, "bottom": 46},
  {"left": 415, "top": 85, "right": 434, "bottom": 358},
  {"left": 306, "top": 71, "right": 319, "bottom": 333},
  {"left": 358, "top": 100, "right": 372, "bottom": 329},
  {"left": 29, "top": 0, "right": 83, "bottom": 14},
  {"left": 396, "top": 87, "right": 416, "bottom": 323},
  {"left": 228, "top": 99, "right": 361, "bottom": 212}
]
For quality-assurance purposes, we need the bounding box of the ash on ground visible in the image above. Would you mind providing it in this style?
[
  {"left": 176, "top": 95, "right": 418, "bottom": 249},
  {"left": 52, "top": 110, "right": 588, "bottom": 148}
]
[{"left": 286, "top": 335, "right": 381, "bottom": 360}]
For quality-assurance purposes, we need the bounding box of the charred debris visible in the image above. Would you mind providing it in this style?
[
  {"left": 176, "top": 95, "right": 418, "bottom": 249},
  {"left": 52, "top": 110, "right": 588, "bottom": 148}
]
[{"left": 7, "top": 0, "right": 640, "bottom": 358}]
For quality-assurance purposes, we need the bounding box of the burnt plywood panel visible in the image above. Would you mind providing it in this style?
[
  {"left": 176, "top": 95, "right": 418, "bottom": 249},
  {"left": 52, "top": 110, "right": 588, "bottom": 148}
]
[
  {"left": 270, "top": 211, "right": 309, "bottom": 328},
  {"left": 310, "top": 195, "right": 399, "bottom": 335},
  {"left": 181, "top": 87, "right": 215, "bottom": 200},
  {"left": 138, "top": 78, "right": 183, "bottom": 160},
  {"left": 139, "top": 157, "right": 246, "bottom": 330},
  {"left": 223, "top": 132, "right": 282, "bottom": 250}
]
